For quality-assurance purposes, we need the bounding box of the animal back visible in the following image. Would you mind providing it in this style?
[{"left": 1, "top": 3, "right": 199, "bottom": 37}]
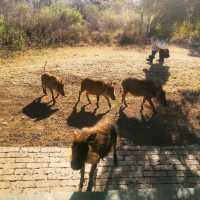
[
  {"left": 41, "top": 73, "right": 59, "bottom": 90},
  {"left": 82, "top": 78, "right": 105, "bottom": 95},
  {"left": 122, "top": 78, "right": 156, "bottom": 97}
]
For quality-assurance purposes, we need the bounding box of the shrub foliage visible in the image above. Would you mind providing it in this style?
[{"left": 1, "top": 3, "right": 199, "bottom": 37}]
[{"left": 0, "top": 0, "right": 199, "bottom": 49}]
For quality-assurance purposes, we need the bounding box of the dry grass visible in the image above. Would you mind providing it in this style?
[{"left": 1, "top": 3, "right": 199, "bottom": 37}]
[{"left": 0, "top": 45, "right": 200, "bottom": 146}]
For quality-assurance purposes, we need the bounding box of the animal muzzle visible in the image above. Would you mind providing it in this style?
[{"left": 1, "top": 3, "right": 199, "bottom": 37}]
[
  {"left": 71, "top": 160, "right": 82, "bottom": 170},
  {"left": 111, "top": 95, "right": 116, "bottom": 100}
]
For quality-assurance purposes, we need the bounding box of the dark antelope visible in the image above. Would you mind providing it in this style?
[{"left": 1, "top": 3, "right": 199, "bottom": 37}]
[
  {"left": 76, "top": 78, "right": 115, "bottom": 109},
  {"left": 41, "top": 62, "right": 65, "bottom": 104},
  {"left": 121, "top": 78, "right": 167, "bottom": 114},
  {"left": 71, "top": 117, "right": 119, "bottom": 191}
]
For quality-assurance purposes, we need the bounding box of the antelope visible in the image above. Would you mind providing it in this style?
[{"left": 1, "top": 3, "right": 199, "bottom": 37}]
[
  {"left": 121, "top": 78, "right": 167, "bottom": 114},
  {"left": 71, "top": 117, "right": 119, "bottom": 191},
  {"left": 76, "top": 78, "right": 116, "bottom": 109},
  {"left": 41, "top": 62, "right": 65, "bottom": 104}
]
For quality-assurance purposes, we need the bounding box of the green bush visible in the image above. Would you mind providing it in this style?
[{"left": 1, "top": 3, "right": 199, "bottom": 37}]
[
  {"left": 117, "top": 31, "right": 137, "bottom": 45},
  {"left": 0, "top": 17, "right": 7, "bottom": 46},
  {"left": 151, "top": 23, "right": 172, "bottom": 39},
  {"left": 35, "top": 6, "right": 84, "bottom": 45},
  {"left": 0, "top": 0, "right": 200, "bottom": 49},
  {"left": 195, "top": 21, "right": 200, "bottom": 33},
  {"left": 0, "top": 18, "right": 6, "bottom": 34},
  {"left": 193, "top": 21, "right": 200, "bottom": 39},
  {"left": 173, "top": 22, "right": 193, "bottom": 40},
  {"left": 0, "top": 18, "right": 26, "bottom": 50},
  {"left": 0, "top": 3, "right": 86, "bottom": 48},
  {"left": 5, "top": 27, "right": 26, "bottom": 50},
  {"left": 171, "top": 21, "right": 200, "bottom": 44}
]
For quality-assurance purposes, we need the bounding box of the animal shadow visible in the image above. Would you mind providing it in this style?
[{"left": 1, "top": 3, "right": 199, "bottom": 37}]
[
  {"left": 143, "top": 64, "right": 170, "bottom": 86},
  {"left": 67, "top": 105, "right": 109, "bottom": 129},
  {"left": 69, "top": 192, "right": 106, "bottom": 200},
  {"left": 181, "top": 89, "right": 200, "bottom": 105},
  {"left": 117, "top": 109, "right": 172, "bottom": 145},
  {"left": 117, "top": 100, "right": 200, "bottom": 146},
  {"left": 22, "top": 96, "right": 58, "bottom": 121}
]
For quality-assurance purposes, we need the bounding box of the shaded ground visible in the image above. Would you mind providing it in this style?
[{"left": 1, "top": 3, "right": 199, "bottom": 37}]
[
  {"left": 0, "top": 45, "right": 199, "bottom": 146},
  {"left": 22, "top": 96, "right": 59, "bottom": 122},
  {"left": 1, "top": 146, "right": 200, "bottom": 194}
]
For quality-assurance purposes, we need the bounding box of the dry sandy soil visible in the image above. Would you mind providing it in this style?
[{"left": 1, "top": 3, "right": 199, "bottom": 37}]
[{"left": 0, "top": 45, "right": 199, "bottom": 146}]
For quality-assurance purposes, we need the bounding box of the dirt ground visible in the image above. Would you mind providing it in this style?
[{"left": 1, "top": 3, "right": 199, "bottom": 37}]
[{"left": 0, "top": 45, "right": 199, "bottom": 146}]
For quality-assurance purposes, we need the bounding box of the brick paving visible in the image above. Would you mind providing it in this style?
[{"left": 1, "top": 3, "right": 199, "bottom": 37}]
[{"left": 1, "top": 139, "right": 200, "bottom": 195}]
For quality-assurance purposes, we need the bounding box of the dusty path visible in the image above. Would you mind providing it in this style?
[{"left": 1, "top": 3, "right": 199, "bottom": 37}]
[
  {"left": 0, "top": 46, "right": 200, "bottom": 146},
  {"left": 1, "top": 143, "right": 200, "bottom": 194}
]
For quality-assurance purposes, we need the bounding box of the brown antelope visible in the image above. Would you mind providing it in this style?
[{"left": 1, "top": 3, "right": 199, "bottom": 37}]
[
  {"left": 41, "top": 62, "right": 65, "bottom": 104},
  {"left": 76, "top": 78, "right": 116, "bottom": 109},
  {"left": 71, "top": 117, "right": 119, "bottom": 191},
  {"left": 121, "top": 78, "right": 167, "bottom": 114}
]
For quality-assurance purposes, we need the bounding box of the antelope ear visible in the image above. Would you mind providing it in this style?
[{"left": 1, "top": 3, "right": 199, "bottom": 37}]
[
  {"left": 86, "top": 134, "right": 96, "bottom": 143},
  {"left": 110, "top": 80, "right": 117, "bottom": 86},
  {"left": 73, "top": 130, "right": 79, "bottom": 140},
  {"left": 107, "top": 81, "right": 112, "bottom": 86}
]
